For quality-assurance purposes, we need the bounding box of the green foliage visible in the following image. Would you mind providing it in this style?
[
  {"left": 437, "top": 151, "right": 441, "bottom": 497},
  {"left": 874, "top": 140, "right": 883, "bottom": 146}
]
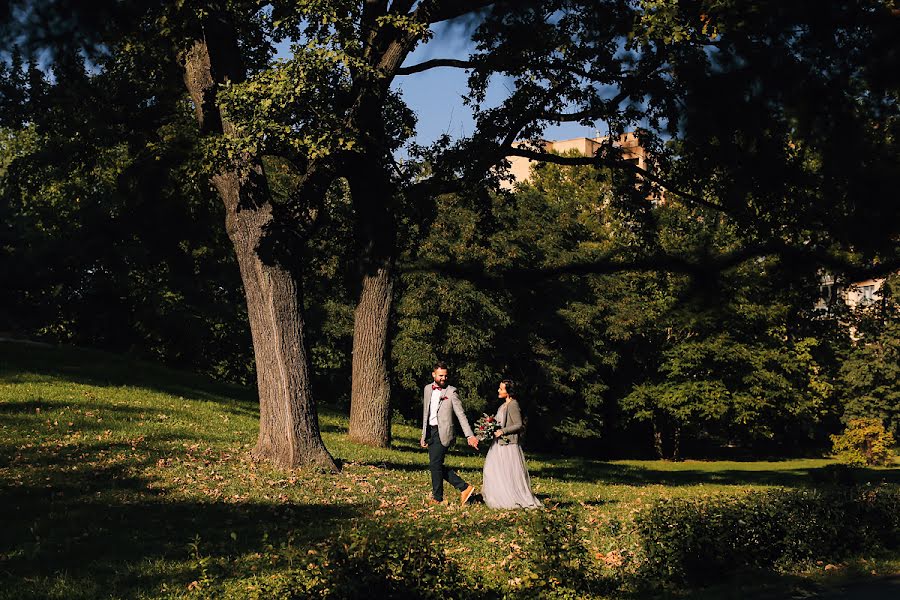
[
  {"left": 249, "top": 522, "right": 476, "bottom": 599},
  {"left": 392, "top": 160, "right": 618, "bottom": 445},
  {"left": 213, "top": 47, "right": 355, "bottom": 166},
  {"left": 838, "top": 276, "right": 900, "bottom": 435},
  {"left": 622, "top": 333, "right": 834, "bottom": 454},
  {"left": 831, "top": 418, "right": 896, "bottom": 467},
  {"left": 3, "top": 0, "right": 899, "bottom": 462},
  {"left": 516, "top": 509, "right": 612, "bottom": 598},
  {"left": 0, "top": 46, "right": 256, "bottom": 382},
  {"left": 635, "top": 486, "right": 900, "bottom": 586}
]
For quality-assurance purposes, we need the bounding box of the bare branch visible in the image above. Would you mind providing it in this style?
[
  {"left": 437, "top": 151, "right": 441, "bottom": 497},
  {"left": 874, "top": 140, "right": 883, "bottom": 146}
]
[
  {"left": 389, "top": 0, "right": 417, "bottom": 15},
  {"left": 396, "top": 58, "right": 476, "bottom": 75},
  {"left": 541, "top": 108, "right": 607, "bottom": 123}
]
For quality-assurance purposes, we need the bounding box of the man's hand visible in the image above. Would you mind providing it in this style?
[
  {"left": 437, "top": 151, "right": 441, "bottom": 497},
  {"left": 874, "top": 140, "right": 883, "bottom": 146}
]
[
  {"left": 467, "top": 435, "right": 479, "bottom": 449},
  {"left": 420, "top": 436, "right": 427, "bottom": 448}
]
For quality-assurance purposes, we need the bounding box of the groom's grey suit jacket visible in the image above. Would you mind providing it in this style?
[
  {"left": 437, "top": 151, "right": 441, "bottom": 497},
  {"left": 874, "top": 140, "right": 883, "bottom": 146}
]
[{"left": 421, "top": 384, "right": 475, "bottom": 447}]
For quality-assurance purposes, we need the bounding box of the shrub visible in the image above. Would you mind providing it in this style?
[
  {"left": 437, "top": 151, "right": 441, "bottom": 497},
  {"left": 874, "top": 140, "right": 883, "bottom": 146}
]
[
  {"left": 831, "top": 418, "right": 896, "bottom": 466},
  {"left": 514, "top": 509, "right": 613, "bottom": 599},
  {"left": 248, "top": 521, "right": 483, "bottom": 599},
  {"left": 634, "top": 486, "right": 900, "bottom": 586}
]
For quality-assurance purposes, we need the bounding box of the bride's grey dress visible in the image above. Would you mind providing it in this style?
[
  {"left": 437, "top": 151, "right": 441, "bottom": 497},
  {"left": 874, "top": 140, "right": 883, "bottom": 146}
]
[{"left": 482, "top": 403, "right": 543, "bottom": 509}]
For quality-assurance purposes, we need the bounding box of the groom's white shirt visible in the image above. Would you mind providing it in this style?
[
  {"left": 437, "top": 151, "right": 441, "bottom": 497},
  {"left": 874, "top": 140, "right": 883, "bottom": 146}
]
[{"left": 429, "top": 387, "right": 441, "bottom": 425}]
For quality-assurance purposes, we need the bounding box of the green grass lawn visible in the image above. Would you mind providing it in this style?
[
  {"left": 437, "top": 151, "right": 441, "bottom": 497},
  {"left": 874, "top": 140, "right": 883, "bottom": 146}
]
[{"left": 1, "top": 340, "right": 897, "bottom": 599}]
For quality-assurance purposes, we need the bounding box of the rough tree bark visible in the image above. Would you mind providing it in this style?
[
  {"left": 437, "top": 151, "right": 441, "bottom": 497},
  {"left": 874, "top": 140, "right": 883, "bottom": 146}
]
[
  {"left": 346, "top": 146, "right": 396, "bottom": 447},
  {"left": 181, "top": 16, "right": 338, "bottom": 471},
  {"left": 348, "top": 263, "right": 394, "bottom": 446},
  {"left": 343, "top": 4, "right": 413, "bottom": 447}
]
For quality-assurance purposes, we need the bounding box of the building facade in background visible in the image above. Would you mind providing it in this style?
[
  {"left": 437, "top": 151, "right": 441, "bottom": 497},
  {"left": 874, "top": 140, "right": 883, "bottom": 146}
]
[{"left": 505, "top": 132, "right": 649, "bottom": 188}]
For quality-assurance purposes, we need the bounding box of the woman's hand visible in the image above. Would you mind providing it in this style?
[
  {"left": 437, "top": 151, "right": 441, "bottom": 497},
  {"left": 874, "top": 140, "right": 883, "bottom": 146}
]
[{"left": 494, "top": 429, "right": 504, "bottom": 438}]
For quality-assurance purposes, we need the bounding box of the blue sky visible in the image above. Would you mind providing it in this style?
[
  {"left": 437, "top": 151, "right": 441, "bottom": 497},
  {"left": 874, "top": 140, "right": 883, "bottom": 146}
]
[{"left": 392, "top": 21, "right": 599, "bottom": 148}]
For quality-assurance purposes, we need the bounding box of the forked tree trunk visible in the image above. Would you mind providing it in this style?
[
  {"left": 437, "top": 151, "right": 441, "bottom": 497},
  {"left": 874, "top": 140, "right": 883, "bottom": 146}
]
[{"left": 181, "top": 21, "right": 337, "bottom": 471}]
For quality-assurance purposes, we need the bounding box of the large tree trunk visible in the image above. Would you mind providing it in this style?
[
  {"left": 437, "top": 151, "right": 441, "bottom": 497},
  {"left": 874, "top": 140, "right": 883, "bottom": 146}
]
[
  {"left": 346, "top": 146, "right": 396, "bottom": 447},
  {"left": 341, "top": 3, "right": 427, "bottom": 447},
  {"left": 181, "top": 19, "right": 337, "bottom": 471},
  {"left": 349, "top": 262, "right": 394, "bottom": 446}
]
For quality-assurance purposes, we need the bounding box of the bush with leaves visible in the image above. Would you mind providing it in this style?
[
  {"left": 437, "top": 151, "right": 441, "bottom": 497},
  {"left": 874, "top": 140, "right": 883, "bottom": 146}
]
[
  {"left": 635, "top": 486, "right": 900, "bottom": 586},
  {"left": 831, "top": 418, "right": 896, "bottom": 467},
  {"left": 248, "top": 520, "right": 483, "bottom": 600}
]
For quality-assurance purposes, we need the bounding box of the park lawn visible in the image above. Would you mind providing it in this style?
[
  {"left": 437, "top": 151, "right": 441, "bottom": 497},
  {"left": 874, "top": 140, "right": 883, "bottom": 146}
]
[{"left": 1, "top": 340, "right": 897, "bottom": 599}]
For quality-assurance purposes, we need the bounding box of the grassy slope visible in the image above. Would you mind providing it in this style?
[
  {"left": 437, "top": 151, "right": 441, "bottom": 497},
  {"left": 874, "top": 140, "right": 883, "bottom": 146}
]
[{"left": 1, "top": 341, "right": 897, "bottom": 599}]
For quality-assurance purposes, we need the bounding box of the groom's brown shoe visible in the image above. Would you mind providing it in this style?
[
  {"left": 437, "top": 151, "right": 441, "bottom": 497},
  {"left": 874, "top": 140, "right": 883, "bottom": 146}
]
[{"left": 460, "top": 485, "right": 475, "bottom": 506}]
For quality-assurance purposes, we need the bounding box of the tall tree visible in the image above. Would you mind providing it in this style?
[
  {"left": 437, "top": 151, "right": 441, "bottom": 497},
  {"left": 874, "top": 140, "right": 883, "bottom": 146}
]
[{"left": 179, "top": 9, "right": 343, "bottom": 469}]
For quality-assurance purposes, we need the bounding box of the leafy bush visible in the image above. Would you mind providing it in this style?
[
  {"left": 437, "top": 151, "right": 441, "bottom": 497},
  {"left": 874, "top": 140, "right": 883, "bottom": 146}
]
[
  {"left": 515, "top": 509, "right": 615, "bottom": 599},
  {"left": 248, "top": 521, "right": 483, "bottom": 600},
  {"left": 831, "top": 418, "right": 896, "bottom": 466},
  {"left": 635, "top": 486, "right": 900, "bottom": 586}
]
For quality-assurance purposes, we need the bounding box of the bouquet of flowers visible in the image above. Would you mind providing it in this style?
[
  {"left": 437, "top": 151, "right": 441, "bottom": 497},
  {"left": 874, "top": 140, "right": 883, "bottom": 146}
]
[{"left": 474, "top": 413, "right": 501, "bottom": 445}]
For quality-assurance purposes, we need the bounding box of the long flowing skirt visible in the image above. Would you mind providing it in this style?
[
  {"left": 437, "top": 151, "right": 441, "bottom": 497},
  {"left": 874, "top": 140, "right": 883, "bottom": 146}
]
[{"left": 481, "top": 442, "right": 543, "bottom": 509}]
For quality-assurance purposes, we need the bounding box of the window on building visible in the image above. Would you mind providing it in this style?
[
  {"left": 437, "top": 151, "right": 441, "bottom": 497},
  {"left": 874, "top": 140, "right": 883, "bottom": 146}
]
[{"left": 860, "top": 285, "right": 876, "bottom": 305}]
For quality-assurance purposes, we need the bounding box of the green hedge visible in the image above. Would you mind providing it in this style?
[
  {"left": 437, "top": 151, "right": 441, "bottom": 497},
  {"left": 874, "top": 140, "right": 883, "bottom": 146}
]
[
  {"left": 635, "top": 486, "right": 900, "bottom": 585},
  {"left": 247, "top": 521, "right": 485, "bottom": 600}
]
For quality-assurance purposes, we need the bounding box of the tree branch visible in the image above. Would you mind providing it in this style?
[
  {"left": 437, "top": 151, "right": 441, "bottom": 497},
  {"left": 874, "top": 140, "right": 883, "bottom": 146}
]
[
  {"left": 396, "top": 57, "right": 475, "bottom": 75},
  {"left": 389, "top": 0, "right": 417, "bottom": 15},
  {"left": 400, "top": 243, "right": 900, "bottom": 287}
]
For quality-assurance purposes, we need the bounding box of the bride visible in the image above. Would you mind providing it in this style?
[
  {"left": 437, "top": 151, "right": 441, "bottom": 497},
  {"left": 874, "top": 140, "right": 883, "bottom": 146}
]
[{"left": 481, "top": 379, "right": 543, "bottom": 509}]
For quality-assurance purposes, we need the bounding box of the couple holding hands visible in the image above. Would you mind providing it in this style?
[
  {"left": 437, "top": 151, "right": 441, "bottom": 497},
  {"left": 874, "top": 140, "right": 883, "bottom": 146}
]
[{"left": 419, "top": 361, "right": 543, "bottom": 509}]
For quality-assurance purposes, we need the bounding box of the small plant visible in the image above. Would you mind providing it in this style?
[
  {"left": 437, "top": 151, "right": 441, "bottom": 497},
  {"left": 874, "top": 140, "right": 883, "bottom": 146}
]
[
  {"left": 188, "top": 535, "right": 215, "bottom": 592},
  {"left": 831, "top": 418, "right": 896, "bottom": 466}
]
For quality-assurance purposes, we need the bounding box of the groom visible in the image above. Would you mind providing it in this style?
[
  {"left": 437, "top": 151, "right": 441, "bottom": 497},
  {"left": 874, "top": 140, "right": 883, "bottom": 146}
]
[{"left": 420, "top": 361, "right": 478, "bottom": 505}]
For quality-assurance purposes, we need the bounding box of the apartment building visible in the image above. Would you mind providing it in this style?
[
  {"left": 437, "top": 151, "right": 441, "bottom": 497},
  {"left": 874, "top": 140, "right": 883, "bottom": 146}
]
[
  {"left": 817, "top": 275, "right": 885, "bottom": 312},
  {"left": 504, "top": 131, "right": 649, "bottom": 188}
]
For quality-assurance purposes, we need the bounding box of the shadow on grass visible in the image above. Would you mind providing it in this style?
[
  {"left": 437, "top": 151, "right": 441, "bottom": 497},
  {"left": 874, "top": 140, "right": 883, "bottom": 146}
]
[
  {"left": 527, "top": 460, "right": 900, "bottom": 488},
  {"left": 1, "top": 490, "right": 358, "bottom": 596},
  {"left": 0, "top": 430, "right": 359, "bottom": 597},
  {"left": 620, "top": 568, "right": 900, "bottom": 600},
  {"left": 0, "top": 341, "right": 257, "bottom": 415}
]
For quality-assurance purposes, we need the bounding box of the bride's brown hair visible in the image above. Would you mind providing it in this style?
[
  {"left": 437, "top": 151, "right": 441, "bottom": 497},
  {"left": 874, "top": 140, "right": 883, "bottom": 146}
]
[{"left": 501, "top": 379, "right": 518, "bottom": 399}]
